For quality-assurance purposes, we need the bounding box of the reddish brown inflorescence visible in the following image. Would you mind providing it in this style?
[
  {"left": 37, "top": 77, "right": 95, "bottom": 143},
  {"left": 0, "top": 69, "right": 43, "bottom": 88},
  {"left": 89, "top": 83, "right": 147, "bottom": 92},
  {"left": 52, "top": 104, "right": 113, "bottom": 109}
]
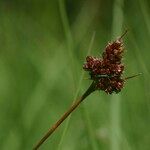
[{"left": 83, "top": 36, "right": 125, "bottom": 94}]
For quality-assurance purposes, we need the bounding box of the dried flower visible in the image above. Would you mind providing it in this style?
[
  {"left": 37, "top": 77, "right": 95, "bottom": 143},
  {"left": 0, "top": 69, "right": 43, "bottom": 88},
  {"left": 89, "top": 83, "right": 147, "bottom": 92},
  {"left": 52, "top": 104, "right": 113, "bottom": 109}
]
[
  {"left": 83, "top": 32, "right": 127, "bottom": 94},
  {"left": 34, "top": 31, "right": 141, "bottom": 150}
]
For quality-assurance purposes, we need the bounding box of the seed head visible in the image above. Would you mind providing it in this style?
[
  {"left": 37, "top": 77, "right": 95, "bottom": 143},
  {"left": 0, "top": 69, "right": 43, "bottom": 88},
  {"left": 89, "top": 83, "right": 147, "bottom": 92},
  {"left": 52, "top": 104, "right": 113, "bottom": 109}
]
[{"left": 83, "top": 32, "right": 127, "bottom": 94}]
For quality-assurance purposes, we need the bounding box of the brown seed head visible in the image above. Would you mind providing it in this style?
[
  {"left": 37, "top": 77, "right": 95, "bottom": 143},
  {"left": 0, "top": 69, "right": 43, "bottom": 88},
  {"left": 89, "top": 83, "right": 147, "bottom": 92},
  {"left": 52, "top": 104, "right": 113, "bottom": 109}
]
[{"left": 83, "top": 33, "right": 126, "bottom": 94}]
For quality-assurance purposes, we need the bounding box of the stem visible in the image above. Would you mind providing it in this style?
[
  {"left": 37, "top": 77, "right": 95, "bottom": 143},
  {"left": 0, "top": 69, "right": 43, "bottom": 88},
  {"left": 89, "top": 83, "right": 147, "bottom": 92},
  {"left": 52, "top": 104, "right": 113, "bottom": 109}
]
[
  {"left": 33, "top": 82, "right": 96, "bottom": 150},
  {"left": 119, "top": 29, "right": 128, "bottom": 40},
  {"left": 57, "top": 31, "right": 96, "bottom": 150},
  {"left": 124, "top": 73, "right": 142, "bottom": 80}
]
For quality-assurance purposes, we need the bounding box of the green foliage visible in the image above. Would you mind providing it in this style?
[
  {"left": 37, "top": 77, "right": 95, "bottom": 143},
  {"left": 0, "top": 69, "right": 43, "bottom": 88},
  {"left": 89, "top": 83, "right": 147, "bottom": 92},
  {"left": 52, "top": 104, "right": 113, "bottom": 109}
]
[{"left": 0, "top": 0, "right": 149, "bottom": 150}]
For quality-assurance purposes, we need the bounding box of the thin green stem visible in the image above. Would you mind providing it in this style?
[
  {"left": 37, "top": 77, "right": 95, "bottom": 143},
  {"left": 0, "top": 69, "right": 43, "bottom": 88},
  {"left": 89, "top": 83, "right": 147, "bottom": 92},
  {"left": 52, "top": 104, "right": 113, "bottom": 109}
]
[{"left": 33, "top": 82, "right": 96, "bottom": 150}]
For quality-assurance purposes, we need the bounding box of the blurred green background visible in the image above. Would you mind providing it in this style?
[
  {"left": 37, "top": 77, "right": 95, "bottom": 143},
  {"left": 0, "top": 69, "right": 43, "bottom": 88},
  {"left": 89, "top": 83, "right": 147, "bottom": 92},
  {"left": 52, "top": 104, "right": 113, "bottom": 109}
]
[{"left": 0, "top": 0, "right": 149, "bottom": 150}]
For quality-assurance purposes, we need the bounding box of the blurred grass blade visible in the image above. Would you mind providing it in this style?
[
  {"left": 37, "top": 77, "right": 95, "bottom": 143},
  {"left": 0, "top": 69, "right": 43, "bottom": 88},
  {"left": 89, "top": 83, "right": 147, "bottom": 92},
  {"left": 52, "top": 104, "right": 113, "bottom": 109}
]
[
  {"left": 81, "top": 104, "right": 99, "bottom": 150},
  {"left": 58, "top": 0, "right": 77, "bottom": 89},
  {"left": 138, "top": 0, "right": 150, "bottom": 35},
  {"left": 110, "top": 0, "right": 124, "bottom": 150},
  {"left": 57, "top": 31, "right": 96, "bottom": 150},
  {"left": 58, "top": 0, "right": 97, "bottom": 149},
  {"left": 110, "top": 94, "right": 122, "bottom": 150}
]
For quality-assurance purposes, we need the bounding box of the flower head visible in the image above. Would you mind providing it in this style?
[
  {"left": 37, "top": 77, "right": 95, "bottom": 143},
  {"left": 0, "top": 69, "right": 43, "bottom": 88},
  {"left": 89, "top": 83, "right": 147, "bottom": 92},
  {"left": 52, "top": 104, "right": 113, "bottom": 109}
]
[{"left": 83, "top": 32, "right": 127, "bottom": 94}]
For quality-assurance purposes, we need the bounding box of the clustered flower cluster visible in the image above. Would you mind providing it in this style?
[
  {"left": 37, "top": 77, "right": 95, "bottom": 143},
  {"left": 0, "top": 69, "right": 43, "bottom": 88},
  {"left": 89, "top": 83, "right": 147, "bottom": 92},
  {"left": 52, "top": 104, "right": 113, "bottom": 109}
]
[{"left": 83, "top": 36, "right": 125, "bottom": 94}]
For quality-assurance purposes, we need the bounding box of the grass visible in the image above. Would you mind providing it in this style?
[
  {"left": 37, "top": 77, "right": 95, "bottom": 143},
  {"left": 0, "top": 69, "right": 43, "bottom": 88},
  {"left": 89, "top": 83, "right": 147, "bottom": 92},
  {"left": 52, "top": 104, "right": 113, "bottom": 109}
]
[
  {"left": 0, "top": 0, "right": 150, "bottom": 150},
  {"left": 57, "top": 1, "right": 98, "bottom": 150},
  {"left": 110, "top": 0, "right": 124, "bottom": 150}
]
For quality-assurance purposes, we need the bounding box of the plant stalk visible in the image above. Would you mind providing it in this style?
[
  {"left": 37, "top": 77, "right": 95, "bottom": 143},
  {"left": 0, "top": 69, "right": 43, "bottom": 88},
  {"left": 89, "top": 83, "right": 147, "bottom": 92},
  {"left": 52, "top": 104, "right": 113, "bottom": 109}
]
[
  {"left": 33, "top": 82, "right": 96, "bottom": 150},
  {"left": 125, "top": 73, "right": 141, "bottom": 80}
]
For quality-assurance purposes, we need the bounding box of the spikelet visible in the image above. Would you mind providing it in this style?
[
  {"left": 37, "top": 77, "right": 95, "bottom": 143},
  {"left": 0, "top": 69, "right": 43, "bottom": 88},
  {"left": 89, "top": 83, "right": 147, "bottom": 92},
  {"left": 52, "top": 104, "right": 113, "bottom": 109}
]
[{"left": 83, "top": 32, "right": 127, "bottom": 94}]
